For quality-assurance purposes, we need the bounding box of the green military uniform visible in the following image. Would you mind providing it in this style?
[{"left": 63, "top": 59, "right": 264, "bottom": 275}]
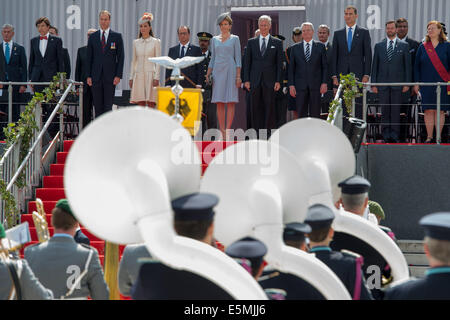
[
  {"left": 118, "top": 243, "right": 151, "bottom": 297},
  {"left": 1, "top": 224, "right": 53, "bottom": 300},
  {"left": 24, "top": 235, "right": 109, "bottom": 299}
]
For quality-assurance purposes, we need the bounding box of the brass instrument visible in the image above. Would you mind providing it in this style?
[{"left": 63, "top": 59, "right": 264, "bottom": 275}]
[{"left": 32, "top": 198, "right": 50, "bottom": 243}]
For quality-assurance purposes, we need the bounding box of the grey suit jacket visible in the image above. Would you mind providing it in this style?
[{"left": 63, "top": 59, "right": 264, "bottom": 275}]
[
  {"left": 1, "top": 259, "right": 53, "bottom": 300},
  {"left": 24, "top": 236, "right": 109, "bottom": 300},
  {"left": 118, "top": 244, "right": 151, "bottom": 296},
  {"left": 371, "top": 39, "right": 411, "bottom": 90}
]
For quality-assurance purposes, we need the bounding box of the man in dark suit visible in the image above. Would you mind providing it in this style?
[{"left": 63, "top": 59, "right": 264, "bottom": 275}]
[
  {"left": 273, "top": 34, "right": 288, "bottom": 129},
  {"left": 49, "top": 26, "right": 71, "bottom": 79},
  {"left": 29, "top": 17, "right": 64, "bottom": 91},
  {"left": 286, "top": 27, "right": 302, "bottom": 120},
  {"left": 197, "top": 32, "right": 216, "bottom": 133},
  {"left": 29, "top": 17, "right": 64, "bottom": 138},
  {"left": 331, "top": 6, "right": 372, "bottom": 119},
  {"left": 371, "top": 21, "right": 411, "bottom": 143},
  {"left": 288, "top": 23, "right": 328, "bottom": 119},
  {"left": 396, "top": 18, "right": 420, "bottom": 142},
  {"left": 75, "top": 29, "right": 97, "bottom": 128},
  {"left": 0, "top": 24, "right": 27, "bottom": 134},
  {"left": 86, "top": 10, "right": 125, "bottom": 119},
  {"left": 243, "top": 15, "right": 283, "bottom": 136},
  {"left": 165, "top": 26, "right": 203, "bottom": 89},
  {"left": 318, "top": 24, "right": 334, "bottom": 115}
]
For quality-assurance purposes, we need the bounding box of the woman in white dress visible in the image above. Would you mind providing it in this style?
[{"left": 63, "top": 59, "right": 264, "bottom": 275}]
[{"left": 129, "top": 13, "right": 161, "bottom": 108}]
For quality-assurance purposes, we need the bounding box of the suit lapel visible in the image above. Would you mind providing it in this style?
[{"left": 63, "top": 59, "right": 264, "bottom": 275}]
[
  {"left": 44, "top": 35, "right": 55, "bottom": 59},
  {"left": 0, "top": 43, "right": 5, "bottom": 63},
  {"left": 299, "top": 42, "right": 306, "bottom": 61},
  {"left": 381, "top": 39, "right": 388, "bottom": 61},
  {"left": 350, "top": 26, "right": 360, "bottom": 52}
]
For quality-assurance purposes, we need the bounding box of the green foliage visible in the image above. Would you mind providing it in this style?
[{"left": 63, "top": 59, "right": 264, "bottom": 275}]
[
  {"left": 0, "top": 73, "right": 67, "bottom": 227},
  {"left": 327, "top": 73, "right": 363, "bottom": 123}
]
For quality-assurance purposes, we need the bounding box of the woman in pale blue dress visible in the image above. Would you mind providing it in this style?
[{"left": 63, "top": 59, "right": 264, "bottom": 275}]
[{"left": 206, "top": 13, "right": 242, "bottom": 140}]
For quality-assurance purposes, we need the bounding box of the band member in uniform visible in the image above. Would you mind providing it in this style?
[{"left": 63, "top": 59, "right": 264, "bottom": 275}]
[
  {"left": 131, "top": 193, "right": 233, "bottom": 300},
  {"left": 24, "top": 199, "right": 109, "bottom": 299},
  {"left": 384, "top": 212, "right": 450, "bottom": 299},
  {"left": 259, "top": 221, "right": 324, "bottom": 300},
  {"left": 197, "top": 31, "right": 217, "bottom": 133},
  {"left": 1, "top": 224, "right": 54, "bottom": 300},
  {"left": 331, "top": 175, "right": 388, "bottom": 299},
  {"left": 283, "top": 222, "right": 311, "bottom": 251},
  {"left": 286, "top": 27, "right": 302, "bottom": 120},
  {"left": 305, "top": 204, "right": 373, "bottom": 300},
  {"left": 225, "top": 237, "right": 286, "bottom": 300}
]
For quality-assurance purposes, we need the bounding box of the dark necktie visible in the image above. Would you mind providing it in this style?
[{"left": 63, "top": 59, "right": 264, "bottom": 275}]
[
  {"left": 101, "top": 31, "right": 106, "bottom": 52},
  {"left": 305, "top": 43, "right": 311, "bottom": 62},
  {"left": 5, "top": 43, "right": 10, "bottom": 64},
  {"left": 180, "top": 46, "right": 186, "bottom": 58},
  {"left": 387, "top": 40, "right": 394, "bottom": 62},
  {"left": 347, "top": 27, "right": 353, "bottom": 52},
  {"left": 261, "top": 37, "right": 266, "bottom": 56}
]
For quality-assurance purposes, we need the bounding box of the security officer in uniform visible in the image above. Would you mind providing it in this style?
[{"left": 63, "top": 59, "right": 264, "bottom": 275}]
[
  {"left": 283, "top": 222, "right": 311, "bottom": 251},
  {"left": 258, "top": 221, "right": 325, "bottom": 300},
  {"left": 331, "top": 176, "right": 389, "bottom": 299},
  {"left": 24, "top": 199, "right": 109, "bottom": 300},
  {"left": 197, "top": 32, "right": 217, "bottom": 134},
  {"left": 384, "top": 212, "right": 450, "bottom": 300},
  {"left": 286, "top": 27, "right": 303, "bottom": 120},
  {"left": 305, "top": 204, "right": 373, "bottom": 300},
  {"left": 0, "top": 224, "right": 54, "bottom": 300},
  {"left": 273, "top": 34, "right": 288, "bottom": 129},
  {"left": 131, "top": 192, "right": 233, "bottom": 300}
]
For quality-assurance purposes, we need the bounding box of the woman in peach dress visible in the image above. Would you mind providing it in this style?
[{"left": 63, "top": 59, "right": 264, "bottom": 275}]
[{"left": 129, "top": 13, "right": 161, "bottom": 108}]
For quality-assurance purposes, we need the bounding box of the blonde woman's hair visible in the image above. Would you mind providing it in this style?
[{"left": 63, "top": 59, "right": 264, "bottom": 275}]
[{"left": 425, "top": 21, "right": 448, "bottom": 43}]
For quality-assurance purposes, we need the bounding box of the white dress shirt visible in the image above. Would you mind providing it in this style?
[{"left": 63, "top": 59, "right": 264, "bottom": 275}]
[
  {"left": 386, "top": 37, "right": 398, "bottom": 50},
  {"left": 303, "top": 39, "right": 314, "bottom": 57},
  {"left": 179, "top": 42, "right": 190, "bottom": 57},
  {"left": 259, "top": 34, "right": 270, "bottom": 51},
  {"left": 3, "top": 41, "right": 13, "bottom": 56},
  {"left": 39, "top": 33, "right": 49, "bottom": 57},
  {"left": 346, "top": 24, "right": 357, "bottom": 41},
  {"left": 100, "top": 28, "right": 110, "bottom": 43}
]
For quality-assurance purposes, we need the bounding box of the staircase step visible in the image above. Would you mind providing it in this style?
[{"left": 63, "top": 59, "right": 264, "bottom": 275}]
[
  {"left": 57, "top": 152, "right": 69, "bottom": 164},
  {"left": 28, "top": 227, "right": 104, "bottom": 242},
  {"left": 28, "top": 201, "right": 57, "bottom": 215},
  {"left": 409, "top": 266, "right": 428, "bottom": 278},
  {"left": 398, "top": 240, "right": 425, "bottom": 253},
  {"left": 404, "top": 253, "right": 429, "bottom": 266},
  {"left": 50, "top": 164, "right": 65, "bottom": 176},
  {"left": 35, "top": 188, "right": 66, "bottom": 201},
  {"left": 64, "top": 140, "right": 75, "bottom": 153},
  {"left": 43, "top": 176, "right": 64, "bottom": 188},
  {"left": 22, "top": 214, "right": 52, "bottom": 226}
]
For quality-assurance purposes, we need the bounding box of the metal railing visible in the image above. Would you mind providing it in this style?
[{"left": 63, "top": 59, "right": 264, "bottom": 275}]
[
  {"left": 327, "top": 84, "right": 344, "bottom": 130},
  {"left": 0, "top": 80, "right": 82, "bottom": 227},
  {"left": 355, "top": 82, "right": 449, "bottom": 144}
]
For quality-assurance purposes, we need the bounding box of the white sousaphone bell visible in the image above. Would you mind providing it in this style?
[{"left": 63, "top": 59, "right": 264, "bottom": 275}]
[
  {"left": 269, "top": 118, "right": 410, "bottom": 285},
  {"left": 201, "top": 140, "right": 352, "bottom": 300},
  {"left": 64, "top": 108, "right": 268, "bottom": 299}
]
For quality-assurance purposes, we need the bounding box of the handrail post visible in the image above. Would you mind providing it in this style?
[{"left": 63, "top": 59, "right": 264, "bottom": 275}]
[
  {"left": 8, "top": 83, "right": 13, "bottom": 125},
  {"left": 79, "top": 83, "right": 84, "bottom": 131},
  {"left": 363, "top": 86, "right": 368, "bottom": 143},
  {"left": 60, "top": 102, "right": 64, "bottom": 143},
  {"left": 436, "top": 85, "right": 441, "bottom": 145}
]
